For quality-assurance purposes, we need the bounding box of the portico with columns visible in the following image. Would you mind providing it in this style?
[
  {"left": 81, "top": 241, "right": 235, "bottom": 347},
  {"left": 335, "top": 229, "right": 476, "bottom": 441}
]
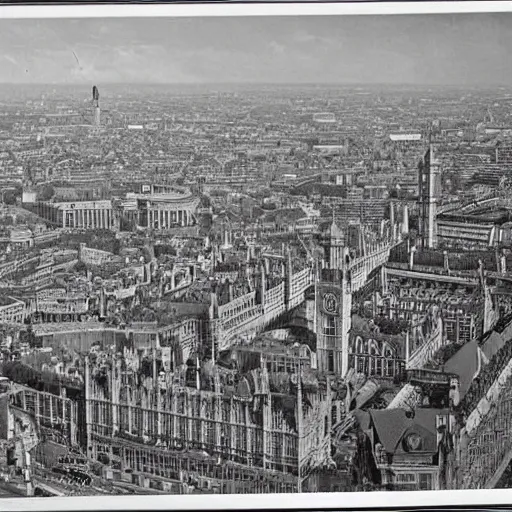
[
  {"left": 35, "top": 200, "right": 116, "bottom": 230},
  {"left": 138, "top": 194, "right": 200, "bottom": 229}
]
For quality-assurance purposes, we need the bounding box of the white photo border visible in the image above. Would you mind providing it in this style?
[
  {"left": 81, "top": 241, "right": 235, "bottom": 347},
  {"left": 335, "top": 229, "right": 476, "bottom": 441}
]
[{"left": 0, "top": 1, "right": 511, "bottom": 18}]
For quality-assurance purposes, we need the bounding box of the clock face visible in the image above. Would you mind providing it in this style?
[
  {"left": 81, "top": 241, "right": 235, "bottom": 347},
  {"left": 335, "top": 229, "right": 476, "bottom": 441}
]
[
  {"left": 323, "top": 292, "right": 338, "bottom": 314},
  {"left": 406, "top": 433, "right": 422, "bottom": 451}
]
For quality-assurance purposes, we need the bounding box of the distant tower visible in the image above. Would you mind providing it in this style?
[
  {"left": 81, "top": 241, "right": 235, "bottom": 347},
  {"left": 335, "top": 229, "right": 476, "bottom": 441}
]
[
  {"left": 92, "top": 85, "right": 101, "bottom": 128},
  {"left": 418, "top": 144, "right": 441, "bottom": 249}
]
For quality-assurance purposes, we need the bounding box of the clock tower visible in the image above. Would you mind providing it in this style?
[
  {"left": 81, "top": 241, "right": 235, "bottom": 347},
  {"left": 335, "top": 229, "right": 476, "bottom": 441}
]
[{"left": 315, "top": 218, "right": 352, "bottom": 376}]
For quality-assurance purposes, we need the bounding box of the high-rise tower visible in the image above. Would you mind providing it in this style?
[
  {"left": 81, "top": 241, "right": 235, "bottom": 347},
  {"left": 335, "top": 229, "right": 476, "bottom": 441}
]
[
  {"left": 92, "top": 85, "right": 101, "bottom": 128},
  {"left": 418, "top": 144, "right": 441, "bottom": 249}
]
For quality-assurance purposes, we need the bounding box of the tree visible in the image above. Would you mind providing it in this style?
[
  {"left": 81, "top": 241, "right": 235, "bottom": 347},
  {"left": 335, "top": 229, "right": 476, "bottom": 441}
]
[
  {"left": 74, "top": 260, "right": 88, "bottom": 274},
  {"left": 1, "top": 215, "right": 14, "bottom": 226},
  {"left": 120, "top": 215, "right": 136, "bottom": 232},
  {"left": 2, "top": 190, "right": 17, "bottom": 205},
  {"left": 37, "top": 184, "right": 55, "bottom": 202}
]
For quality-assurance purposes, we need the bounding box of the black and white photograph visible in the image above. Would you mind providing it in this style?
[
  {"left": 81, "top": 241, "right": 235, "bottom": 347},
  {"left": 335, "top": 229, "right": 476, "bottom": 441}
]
[{"left": 1, "top": 1, "right": 512, "bottom": 504}]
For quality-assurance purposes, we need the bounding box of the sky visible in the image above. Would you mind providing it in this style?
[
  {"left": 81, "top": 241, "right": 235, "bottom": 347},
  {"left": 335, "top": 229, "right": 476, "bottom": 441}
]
[{"left": 0, "top": 14, "right": 512, "bottom": 85}]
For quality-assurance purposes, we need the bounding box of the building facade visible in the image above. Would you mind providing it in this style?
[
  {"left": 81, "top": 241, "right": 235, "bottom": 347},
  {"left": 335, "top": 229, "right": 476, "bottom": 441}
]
[
  {"left": 30, "top": 200, "right": 117, "bottom": 230},
  {"left": 84, "top": 348, "right": 332, "bottom": 493}
]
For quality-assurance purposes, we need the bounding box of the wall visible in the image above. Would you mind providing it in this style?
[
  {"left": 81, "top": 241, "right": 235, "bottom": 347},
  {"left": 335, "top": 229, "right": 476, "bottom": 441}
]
[
  {"left": 407, "top": 312, "right": 444, "bottom": 370},
  {"left": 39, "top": 327, "right": 119, "bottom": 354},
  {"left": 79, "top": 245, "right": 118, "bottom": 266}
]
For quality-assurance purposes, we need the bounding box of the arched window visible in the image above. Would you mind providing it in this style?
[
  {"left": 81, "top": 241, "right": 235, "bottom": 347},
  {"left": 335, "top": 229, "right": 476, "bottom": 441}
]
[{"left": 369, "top": 339, "right": 380, "bottom": 356}]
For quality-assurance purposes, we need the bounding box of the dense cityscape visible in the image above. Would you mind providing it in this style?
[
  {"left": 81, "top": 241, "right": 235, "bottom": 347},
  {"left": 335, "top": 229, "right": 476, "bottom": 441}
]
[{"left": 2, "top": 17, "right": 512, "bottom": 495}]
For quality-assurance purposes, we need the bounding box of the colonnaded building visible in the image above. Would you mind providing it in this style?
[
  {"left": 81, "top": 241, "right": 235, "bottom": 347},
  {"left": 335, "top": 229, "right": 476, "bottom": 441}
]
[{"left": 23, "top": 184, "right": 200, "bottom": 230}]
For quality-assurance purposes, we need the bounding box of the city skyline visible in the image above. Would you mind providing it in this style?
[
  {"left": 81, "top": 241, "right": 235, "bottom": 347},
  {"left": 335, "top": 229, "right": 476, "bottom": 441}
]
[{"left": 1, "top": 13, "right": 512, "bottom": 86}]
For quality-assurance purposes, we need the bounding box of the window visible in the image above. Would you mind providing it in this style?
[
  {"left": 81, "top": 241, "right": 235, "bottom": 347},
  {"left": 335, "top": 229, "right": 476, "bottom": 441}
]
[
  {"left": 327, "top": 351, "right": 335, "bottom": 373},
  {"left": 376, "top": 357, "right": 383, "bottom": 376},
  {"left": 396, "top": 473, "right": 415, "bottom": 484},
  {"left": 323, "top": 316, "right": 336, "bottom": 336},
  {"left": 419, "top": 473, "right": 433, "bottom": 490},
  {"left": 436, "top": 415, "right": 448, "bottom": 431}
]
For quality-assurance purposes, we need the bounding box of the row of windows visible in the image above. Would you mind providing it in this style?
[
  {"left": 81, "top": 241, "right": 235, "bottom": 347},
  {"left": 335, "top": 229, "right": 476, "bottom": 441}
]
[
  {"left": 394, "top": 472, "right": 433, "bottom": 490},
  {"left": 220, "top": 296, "right": 256, "bottom": 321},
  {"left": 349, "top": 355, "right": 404, "bottom": 377},
  {"left": 161, "top": 320, "right": 199, "bottom": 340}
]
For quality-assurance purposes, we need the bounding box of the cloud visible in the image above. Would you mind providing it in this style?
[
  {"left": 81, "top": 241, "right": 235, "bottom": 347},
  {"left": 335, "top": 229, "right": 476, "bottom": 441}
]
[
  {"left": 268, "top": 41, "right": 285, "bottom": 56},
  {"left": 3, "top": 55, "right": 18, "bottom": 66}
]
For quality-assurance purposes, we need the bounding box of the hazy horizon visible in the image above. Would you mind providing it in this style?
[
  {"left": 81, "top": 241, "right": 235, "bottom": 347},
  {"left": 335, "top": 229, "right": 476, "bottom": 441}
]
[
  {"left": 0, "top": 82, "right": 510, "bottom": 88},
  {"left": 1, "top": 14, "right": 512, "bottom": 86}
]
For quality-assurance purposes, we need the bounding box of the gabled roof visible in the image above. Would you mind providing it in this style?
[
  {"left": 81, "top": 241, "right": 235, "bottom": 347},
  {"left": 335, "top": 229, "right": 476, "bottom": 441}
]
[
  {"left": 480, "top": 330, "right": 506, "bottom": 361},
  {"left": 444, "top": 339, "right": 480, "bottom": 400},
  {"left": 369, "top": 407, "right": 446, "bottom": 454}
]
